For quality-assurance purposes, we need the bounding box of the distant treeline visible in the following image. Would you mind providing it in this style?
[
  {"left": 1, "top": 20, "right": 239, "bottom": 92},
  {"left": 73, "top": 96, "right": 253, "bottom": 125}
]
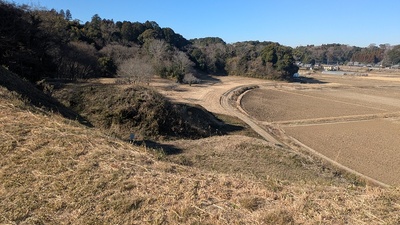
[
  {"left": 1, "top": 1, "right": 399, "bottom": 83},
  {"left": 294, "top": 43, "right": 400, "bottom": 66}
]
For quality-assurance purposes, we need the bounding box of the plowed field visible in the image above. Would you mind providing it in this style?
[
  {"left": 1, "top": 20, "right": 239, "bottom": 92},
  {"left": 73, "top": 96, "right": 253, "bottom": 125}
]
[{"left": 241, "top": 72, "right": 400, "bottom": 186}]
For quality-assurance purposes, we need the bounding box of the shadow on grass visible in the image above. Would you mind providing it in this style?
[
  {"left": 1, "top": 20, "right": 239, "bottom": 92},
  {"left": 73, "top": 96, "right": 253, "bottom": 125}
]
[
  {"left": 133, "top": 122, "right": 246, "bottom": 156},
  {"left": 134, "top": 140, "right": 183, "bottom": 155},
  {"left": 0, "top": 67, "right": 93, "bottom": 127},
  {"left": 194, "top": 72, "right": 222, "bottom": 84},
  {"left": 288, "top": 76, "right": 328, "bottom": 84},
  {"left": 219, "top": 123, "right": 246, "bottom": 134}
]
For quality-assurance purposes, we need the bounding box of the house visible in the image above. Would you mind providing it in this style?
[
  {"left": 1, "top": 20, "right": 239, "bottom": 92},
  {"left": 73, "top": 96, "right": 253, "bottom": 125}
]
[
  {"left": 323, "top": 65, "right": 340, "bottom": 71},
  {"left": 391, "top": 64, "right": 400, "bottom": 69}
]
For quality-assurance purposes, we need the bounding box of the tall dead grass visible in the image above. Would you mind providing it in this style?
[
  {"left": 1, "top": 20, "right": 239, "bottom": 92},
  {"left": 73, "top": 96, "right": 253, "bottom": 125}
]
[{"left": 1, "top": 86, "right": 399, "bottom": 224}]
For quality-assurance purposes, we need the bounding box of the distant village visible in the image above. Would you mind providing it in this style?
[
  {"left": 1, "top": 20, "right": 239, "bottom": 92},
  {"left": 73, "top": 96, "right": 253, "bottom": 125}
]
[{"left": 297, "top": 61, "right": 400, "bottom": 72}]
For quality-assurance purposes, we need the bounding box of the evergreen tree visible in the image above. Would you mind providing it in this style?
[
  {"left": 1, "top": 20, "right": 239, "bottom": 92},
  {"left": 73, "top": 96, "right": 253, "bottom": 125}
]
[{"left": 65, "top": 9, "right": 72, "bottom": 20}]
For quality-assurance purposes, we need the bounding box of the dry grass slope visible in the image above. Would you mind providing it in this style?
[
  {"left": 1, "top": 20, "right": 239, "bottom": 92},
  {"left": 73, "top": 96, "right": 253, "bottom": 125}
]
[
  {"left": 165, "top": 135, "right": 358, "bottom": 186},
  {"left": 0, "top": 67, "right": 90, "bottom": 126},
  {"left": 1, "top": 69, "right": 400, "bottom": 224}
]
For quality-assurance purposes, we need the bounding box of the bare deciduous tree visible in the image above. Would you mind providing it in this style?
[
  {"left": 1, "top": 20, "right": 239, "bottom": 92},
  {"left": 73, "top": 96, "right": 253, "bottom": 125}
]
[
  {"left": 147, "top": 39, "right": 169, "bottom": 61},
  {"left": 173, "top": 50, "right": 194, "bottom": 74},
  {"left": 56, "top": 41, "right": 98, "bottom": 79},
  {"left": 117, "top": 57, "right": 154, "bottom": 84},
  {"left": 172, "top": 50, "right": 195, "bottom": 82},
  {"left": 99, "top": 44, "right": 140, "bottom": 65}
]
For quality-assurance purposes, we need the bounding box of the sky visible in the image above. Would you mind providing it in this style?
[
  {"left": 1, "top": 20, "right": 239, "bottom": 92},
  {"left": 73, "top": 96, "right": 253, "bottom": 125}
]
[{"left": 8, "top": 0, "right": 400, "bottom": 47}]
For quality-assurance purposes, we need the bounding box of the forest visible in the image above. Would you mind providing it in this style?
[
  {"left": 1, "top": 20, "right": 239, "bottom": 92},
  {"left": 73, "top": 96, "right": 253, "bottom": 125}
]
[
  {"left": 1, "top": 1, "right": 400, "bottom": 83},
  {"left": 294, "top": 43, "right": 399, "bottom": 66}
]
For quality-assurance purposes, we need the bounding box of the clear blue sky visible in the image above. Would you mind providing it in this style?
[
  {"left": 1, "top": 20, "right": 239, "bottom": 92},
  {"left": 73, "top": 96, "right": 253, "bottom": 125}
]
[{"left": 9, "top": 0, "right": 400, "bottom": 47}]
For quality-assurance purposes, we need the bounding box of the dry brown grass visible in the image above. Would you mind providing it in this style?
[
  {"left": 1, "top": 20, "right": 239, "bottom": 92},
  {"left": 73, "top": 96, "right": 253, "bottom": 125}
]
[
  {"left": 1, "top": 79, "right": 400, "bottom": 224},
  {"left": 164, "top": 135, "right": 367, "bottom": 188}
]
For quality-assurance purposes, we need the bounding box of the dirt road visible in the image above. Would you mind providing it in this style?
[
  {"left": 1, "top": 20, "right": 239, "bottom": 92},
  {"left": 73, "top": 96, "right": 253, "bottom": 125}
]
[
  {"left": 151, "top": 76, "right": 281, "bottom": 146},
  {"left": 151, "top": 76, "right": 265, "bottom": 114}
]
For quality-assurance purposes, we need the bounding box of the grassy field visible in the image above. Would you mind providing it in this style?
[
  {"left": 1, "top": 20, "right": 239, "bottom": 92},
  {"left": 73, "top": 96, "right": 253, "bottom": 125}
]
[{"left": 1, "top": 68, "right": 400, "bottom": 224}]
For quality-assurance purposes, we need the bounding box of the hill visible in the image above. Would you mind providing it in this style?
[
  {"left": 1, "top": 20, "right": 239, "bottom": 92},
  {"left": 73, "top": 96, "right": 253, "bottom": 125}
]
[
  {"left": 50, "top": 81, "right": 226, "bottom": 140},
  {"left": 1, "top": 67, "right": 400, "bottom": 224}
]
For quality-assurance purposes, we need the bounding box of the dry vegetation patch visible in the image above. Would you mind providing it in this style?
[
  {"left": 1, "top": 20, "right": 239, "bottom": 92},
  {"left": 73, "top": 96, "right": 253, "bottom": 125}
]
[
  {"left": 0, "top": 87, "right": 267, "bottom": 224},
  {"left": 0, "top": 67, "right": 89, "bottom": 125},
  {"left": 1, "top": 95, "right": 399, "bottom": 224},
  {"left": 1, "top": 72, "right": 400, "bottom": 224},
  {"left": 164, "top": 135, "right": 353, "bottom": 186}
]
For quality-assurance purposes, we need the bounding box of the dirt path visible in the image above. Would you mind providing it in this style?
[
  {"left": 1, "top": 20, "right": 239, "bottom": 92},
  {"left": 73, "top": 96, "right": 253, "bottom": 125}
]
[
  {"left": 220, "top": 86, "right": 282, "bottom": 146},
  {"left": 151, "top": 76, "right": 282, "bottom": 145},
  {"left": 151, "top": 76, "right": 266, "bottom": 115}
]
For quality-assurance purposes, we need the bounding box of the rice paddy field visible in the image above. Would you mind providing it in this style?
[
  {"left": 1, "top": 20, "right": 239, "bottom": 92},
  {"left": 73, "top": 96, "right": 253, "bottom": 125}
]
[{"left": 241, "top": 72, "right": 400, "bottom": 186}]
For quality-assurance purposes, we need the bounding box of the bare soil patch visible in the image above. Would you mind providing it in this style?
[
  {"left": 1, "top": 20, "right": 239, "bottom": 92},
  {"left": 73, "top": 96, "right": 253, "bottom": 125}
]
[
  {"left": 284, "top": 119, "right": 400, "bottom": 186},
  {"left": 241, "top": 88, "right": 385, "bottom": 122},
  {"left": 240, "top": 72, "right": 400, "bottom": 186}
]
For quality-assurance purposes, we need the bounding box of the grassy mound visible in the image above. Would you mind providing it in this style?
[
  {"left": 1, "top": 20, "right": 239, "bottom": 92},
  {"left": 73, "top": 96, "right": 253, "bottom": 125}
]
[{"left": 52, "top": 83, "right": 225, "bottom": 140}]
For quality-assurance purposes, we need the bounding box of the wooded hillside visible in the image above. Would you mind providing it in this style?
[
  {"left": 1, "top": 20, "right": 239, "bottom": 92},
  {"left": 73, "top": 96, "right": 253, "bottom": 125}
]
[{"left": 1, "top": 1, "right": 399, "bottom": 84}]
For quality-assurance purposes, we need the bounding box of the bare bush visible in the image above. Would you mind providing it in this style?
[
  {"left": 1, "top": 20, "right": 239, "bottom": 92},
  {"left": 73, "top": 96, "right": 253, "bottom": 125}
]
[
  {"left": 56, "top": 41, "right": 99, "bottom": 79},
  {"left": 172, "top": 50, "right": 195, "bottom": 82},
  {"left": 99, "top": 44, "right": 140, "bottom": 65},
  {"left": 183, "top": 73, "right": 200, "bottom": 85},
  {"left": 117, "top": 57, "right": 154, "bottom": 84}
]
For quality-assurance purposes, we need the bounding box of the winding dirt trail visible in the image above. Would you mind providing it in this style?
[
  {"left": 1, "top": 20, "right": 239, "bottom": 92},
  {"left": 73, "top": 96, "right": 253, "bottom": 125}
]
[
  {"left": 151, "top": 76, "right": 283, "bottom": 146},
  {"left": 151, "top": 76, "right": 267, "bottom": 115}
]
